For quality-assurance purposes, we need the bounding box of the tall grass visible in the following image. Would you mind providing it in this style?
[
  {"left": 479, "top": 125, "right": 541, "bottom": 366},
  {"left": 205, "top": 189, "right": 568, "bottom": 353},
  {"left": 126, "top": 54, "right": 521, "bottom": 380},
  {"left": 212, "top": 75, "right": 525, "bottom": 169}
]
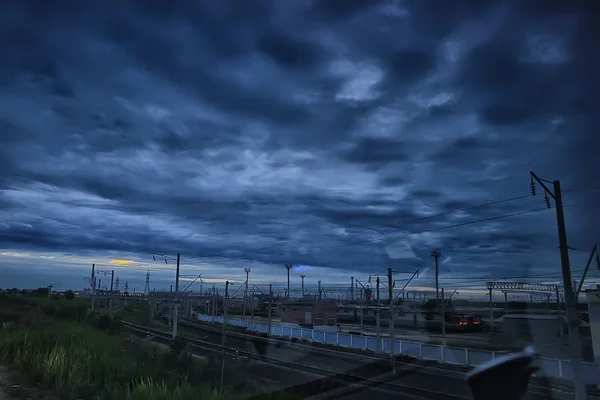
[{"left": 0, "top": 320, "right": 234, "bottom": 400}]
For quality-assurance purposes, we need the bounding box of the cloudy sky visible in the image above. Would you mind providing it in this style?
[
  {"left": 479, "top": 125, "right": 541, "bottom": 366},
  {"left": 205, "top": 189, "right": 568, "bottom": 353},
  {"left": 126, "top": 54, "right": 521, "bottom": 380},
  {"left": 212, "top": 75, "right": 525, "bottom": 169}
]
[{"left": 0, "top": 1, "right": 598, "bottom": 298}]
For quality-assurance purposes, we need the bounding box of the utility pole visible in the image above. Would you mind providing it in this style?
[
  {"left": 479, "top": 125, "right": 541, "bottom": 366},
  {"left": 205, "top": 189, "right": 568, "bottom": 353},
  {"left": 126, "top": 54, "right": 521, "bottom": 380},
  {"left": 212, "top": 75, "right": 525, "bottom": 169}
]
[
  {"left": 441, "top": 288, "right": 446, "bottom": 340},
  {"left": 285, "top": 264, "right": 292, "bottom": 299},
  {"left": 220, "top": 280, "right": 230, "bottom": 393},
  {"left": 360, "top": 287, "right": 364, "bottom": 329},
  {"left": 376, "top": 275, "right": 381, "bottom": 344},
  {"left": 318, "top": 280, "right": 322, "bottom": 300},
  {"left": 300, "top": 274, "right": 306, "bottom": 298},
  {"left": 212, "top": 285, "right": 216, "bottom": 318},
  {"left": 575, "top": 245, "right": 598, "bottom": 300},
  {"left": 109, "top": 270, "right": 114, "bottom": 315},
  {"left": 350, "top": 276, "right": 354, "bottom": 301},
  {"left": 267, "top": 284, "right": 273, "bottom": 335},
  {"left": 91, "top": 263, "right": 96, "bottom": 311},
  {"left": 148, "top": 294, "right": 154, "bottom": 320},
  {"left": 144, "top": 270, "right": 151, "bottom": 294},
  {"left": 173, "top": 252, "right": 181, "bottom": 340},
  {"left": 387, "top": 268, "right": 395, "bottom": 373},
  {"left": 530, "top": 171, "right": 585, "bottom": 400},
  {"left": 488, "top": 287, "right": 493, "bottom": 332},
  {"left": 431, "top": 250, "right": 441, "bottom": 311},
  {"left": 243, "top": 268, "right": 251, "bottom": 317}
]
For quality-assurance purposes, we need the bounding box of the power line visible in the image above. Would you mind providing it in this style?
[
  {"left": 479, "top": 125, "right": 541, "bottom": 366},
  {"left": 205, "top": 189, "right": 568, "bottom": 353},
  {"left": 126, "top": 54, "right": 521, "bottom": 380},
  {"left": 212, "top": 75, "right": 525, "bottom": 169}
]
[
  {"left": 563, "top": 185, "right": 600, "bottom": 193},
  {"left": 150, "top": 204, "right": 561, "bottom": 272},
  {"left": 193, "top": 195, "right": 540, "bottom": 261},
  {"left": 295, "top": 207, "right": 550, "bottom": 254},
  {"left": 324, "top": 194, "right": 533, "bottom": 237}
]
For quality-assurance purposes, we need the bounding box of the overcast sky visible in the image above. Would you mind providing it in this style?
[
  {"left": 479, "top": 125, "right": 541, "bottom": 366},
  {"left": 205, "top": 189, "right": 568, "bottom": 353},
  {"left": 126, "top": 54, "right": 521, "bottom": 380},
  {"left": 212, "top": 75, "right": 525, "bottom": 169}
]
[{"left": 0, "top": 1, "right": 598, "bottom": 298}]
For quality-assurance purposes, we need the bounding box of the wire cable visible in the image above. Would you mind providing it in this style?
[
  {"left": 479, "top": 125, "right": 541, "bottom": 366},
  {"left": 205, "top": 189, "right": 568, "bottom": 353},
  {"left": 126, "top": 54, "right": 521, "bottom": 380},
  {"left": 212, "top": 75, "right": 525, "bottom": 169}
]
[{"left": 194, "top": 197, "right": 541, "bottom": 261}]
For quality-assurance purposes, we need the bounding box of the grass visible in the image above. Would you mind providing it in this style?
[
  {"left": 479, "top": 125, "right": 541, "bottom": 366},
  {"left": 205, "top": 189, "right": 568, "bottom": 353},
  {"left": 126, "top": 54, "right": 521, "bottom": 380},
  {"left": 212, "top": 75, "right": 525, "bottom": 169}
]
[
  {"left": 117, "top": 303, "right": 168, "bottom": 332},
  {"left": 0, "top": 319, "right": 240, "bottom": 400},
  {"left": 0, "top": 293, "right": 238, "bottom": 400},
  {"left": 0, "top": 295, "right": 300, "bottom": 400}
]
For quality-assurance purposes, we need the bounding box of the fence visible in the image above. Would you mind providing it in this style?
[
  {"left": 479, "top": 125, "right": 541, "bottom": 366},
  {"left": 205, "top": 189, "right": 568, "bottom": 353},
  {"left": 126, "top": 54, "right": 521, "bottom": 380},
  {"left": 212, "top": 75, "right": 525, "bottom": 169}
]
[{"left": 196, "top": 314, "right": 600, "bottom": 384}]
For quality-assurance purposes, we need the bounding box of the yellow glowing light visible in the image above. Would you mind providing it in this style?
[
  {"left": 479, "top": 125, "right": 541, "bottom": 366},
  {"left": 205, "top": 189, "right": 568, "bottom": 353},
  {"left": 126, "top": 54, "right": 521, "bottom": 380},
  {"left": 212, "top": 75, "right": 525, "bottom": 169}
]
[{"left": 111, "top": 259, "right": 135, "bottom": 265}]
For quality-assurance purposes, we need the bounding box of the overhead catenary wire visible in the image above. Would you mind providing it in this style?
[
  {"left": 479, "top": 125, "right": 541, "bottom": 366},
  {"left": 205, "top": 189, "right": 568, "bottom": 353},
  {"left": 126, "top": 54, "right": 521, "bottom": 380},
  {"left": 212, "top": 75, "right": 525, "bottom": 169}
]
[
  {"left": 98, "top": 201, "right": 593, "bottom": 278},
  {"left": 190, "top": 194, "right": 537, "bottom": 260},
  {"left": 67, "top": 191, "right": 596, "bottom": 274},
  {"left": 45, "top": 187, "right": 597, "bottom": 291}
]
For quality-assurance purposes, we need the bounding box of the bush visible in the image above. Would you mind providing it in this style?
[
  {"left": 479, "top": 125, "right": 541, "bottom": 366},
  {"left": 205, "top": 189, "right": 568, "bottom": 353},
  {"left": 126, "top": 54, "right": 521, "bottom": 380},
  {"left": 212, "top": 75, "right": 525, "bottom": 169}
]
[
  {"left": 41, "top": 302, "right": 57, "bottom": 317},
  {"left": 55, "top": 304, "right": 87, "bottom": 321},
  {"left": 171, "top": 337, "right": 188, "bottom": 355},
  {"left": 86, "top": 311, "right": 121, "bottom": 334},
  {"left": 0, "top": 310, "right": 19, "bottom": 324}
]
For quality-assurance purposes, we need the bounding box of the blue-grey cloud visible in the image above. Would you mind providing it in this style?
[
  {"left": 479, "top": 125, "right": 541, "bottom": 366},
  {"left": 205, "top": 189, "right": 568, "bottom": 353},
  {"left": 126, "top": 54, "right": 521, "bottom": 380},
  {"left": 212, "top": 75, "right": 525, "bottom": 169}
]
[{"left": 0, "top": 0, "right": 598, "bottom": 292}]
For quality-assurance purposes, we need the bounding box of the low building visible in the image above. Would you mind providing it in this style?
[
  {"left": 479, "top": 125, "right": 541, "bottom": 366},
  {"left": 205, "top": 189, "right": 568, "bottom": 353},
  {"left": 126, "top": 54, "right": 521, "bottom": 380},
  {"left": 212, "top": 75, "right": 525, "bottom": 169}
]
[{"left": 279, "top": 301, "right": 337, "bottom": 327}]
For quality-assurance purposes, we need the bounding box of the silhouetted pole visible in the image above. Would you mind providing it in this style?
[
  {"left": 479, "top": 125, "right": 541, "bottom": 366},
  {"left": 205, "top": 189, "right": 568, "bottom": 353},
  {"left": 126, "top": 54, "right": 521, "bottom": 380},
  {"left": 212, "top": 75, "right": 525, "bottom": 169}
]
[
  {"left": 441, "top": 288, "right": 446, "bottom": 339},
  {"left": 173, "top": 252, "right": 180, "bottom": 339},
  {"left": 488, "top": 287, "right": 493, "bottom": 332},
  {"left": 387, "top": 268, "right": 395, "bottom": 373},
  {"left": 268, "top": 284, "right": 273, "bottom": 335},
  {"left": 530, "top": 171, "right": 585, "bottom": 400},
  {"left": 243, "top": 268, "right": 251, "bottom": 317},
  {"left": 220, "top": 280, "right": 229, "bottom": 393},
  {"left": 376, "top": 275, "right": 381, "bottom": 344},
  {"left": 300, "top": 274, "right": 306, "bottom": 298},
  {"left": 109, "top": 270, "right": 114, "bottom": 315},
  {"left": 431, "top": 250, "right": 441, "bottom": 311},
  {"left": 285, "top": 264, "right": 292, "bottom": 299},
  {"left": 91, "top": 263, "right": 96, "bottom": 311}
]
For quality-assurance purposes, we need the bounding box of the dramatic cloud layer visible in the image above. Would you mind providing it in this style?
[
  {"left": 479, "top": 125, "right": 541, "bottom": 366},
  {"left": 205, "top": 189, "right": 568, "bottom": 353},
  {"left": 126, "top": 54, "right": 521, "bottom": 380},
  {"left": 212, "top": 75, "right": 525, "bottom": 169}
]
[{"left": 1, "top": 1, "right": 598, "bottom": 294}]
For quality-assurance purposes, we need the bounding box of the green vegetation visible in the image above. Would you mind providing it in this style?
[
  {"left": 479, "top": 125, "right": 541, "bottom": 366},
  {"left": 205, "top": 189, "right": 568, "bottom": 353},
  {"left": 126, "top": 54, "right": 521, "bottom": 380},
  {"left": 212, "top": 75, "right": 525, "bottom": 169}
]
[
  {"left": 0, "top": 319, "right": 235, "bottom": 399},
  {"left": 0, "top": 295, "right": 254, "bottom": 400}
]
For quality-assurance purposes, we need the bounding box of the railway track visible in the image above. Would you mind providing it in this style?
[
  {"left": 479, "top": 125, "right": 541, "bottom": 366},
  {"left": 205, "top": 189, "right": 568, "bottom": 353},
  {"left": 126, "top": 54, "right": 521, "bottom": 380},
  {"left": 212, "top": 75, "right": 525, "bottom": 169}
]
[
  {"left": 175, "top": 318, "right": 590, "bottom": 399},
  {"left": 121, "top": 320, "right": 468, "bottom": 400}
]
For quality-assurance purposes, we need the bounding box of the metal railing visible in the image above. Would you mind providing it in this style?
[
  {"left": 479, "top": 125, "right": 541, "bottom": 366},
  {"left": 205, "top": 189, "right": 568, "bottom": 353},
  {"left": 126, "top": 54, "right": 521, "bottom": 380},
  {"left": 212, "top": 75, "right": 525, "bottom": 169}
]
[{"left": 196, "top": 314, "right": 599, "bottom": 384}]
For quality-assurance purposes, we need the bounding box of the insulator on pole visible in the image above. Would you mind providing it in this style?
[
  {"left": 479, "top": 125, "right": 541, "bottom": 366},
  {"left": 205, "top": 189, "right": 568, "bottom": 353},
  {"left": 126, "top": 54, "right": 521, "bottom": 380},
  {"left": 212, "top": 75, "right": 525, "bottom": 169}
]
[
  {"left": 530, "top": 177, "right": 537, "bottom": 196},
  {"left": 544, "top": 193, "right": 552, "bottom": 209}
]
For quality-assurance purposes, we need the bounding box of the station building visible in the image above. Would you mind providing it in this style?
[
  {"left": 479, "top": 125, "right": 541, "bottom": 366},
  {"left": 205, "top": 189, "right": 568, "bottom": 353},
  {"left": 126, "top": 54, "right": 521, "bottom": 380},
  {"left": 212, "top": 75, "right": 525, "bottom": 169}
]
[{"left": 279, "top": 300, "right": 337, "bottom": 329}]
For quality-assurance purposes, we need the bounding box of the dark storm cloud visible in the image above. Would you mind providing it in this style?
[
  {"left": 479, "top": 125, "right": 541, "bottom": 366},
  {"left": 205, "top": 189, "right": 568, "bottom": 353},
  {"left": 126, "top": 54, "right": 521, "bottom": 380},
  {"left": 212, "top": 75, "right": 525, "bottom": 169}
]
[
  {"left": 0, "top": 0, "right": 598, "bottom": 290},
  {"left": 341, "top": 137, "right": 409, "bottom": 165}
]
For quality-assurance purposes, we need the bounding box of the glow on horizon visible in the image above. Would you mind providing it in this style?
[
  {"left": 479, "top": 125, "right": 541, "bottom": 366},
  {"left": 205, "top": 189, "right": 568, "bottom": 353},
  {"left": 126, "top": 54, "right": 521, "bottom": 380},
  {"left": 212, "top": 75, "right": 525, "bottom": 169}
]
[{"left": 111, "top": 259, "right": 135, "bottom": 265}]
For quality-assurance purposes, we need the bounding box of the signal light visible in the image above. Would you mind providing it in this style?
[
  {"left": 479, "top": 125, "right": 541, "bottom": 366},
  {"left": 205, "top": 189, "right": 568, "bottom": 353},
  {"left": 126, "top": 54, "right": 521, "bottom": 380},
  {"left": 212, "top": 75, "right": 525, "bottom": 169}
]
[
  {"left": 530, "top": 177, "right": 537, "bottom": 196},
  {"left": 544, "top": 193, "right": 552, "bottom": 209}
]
